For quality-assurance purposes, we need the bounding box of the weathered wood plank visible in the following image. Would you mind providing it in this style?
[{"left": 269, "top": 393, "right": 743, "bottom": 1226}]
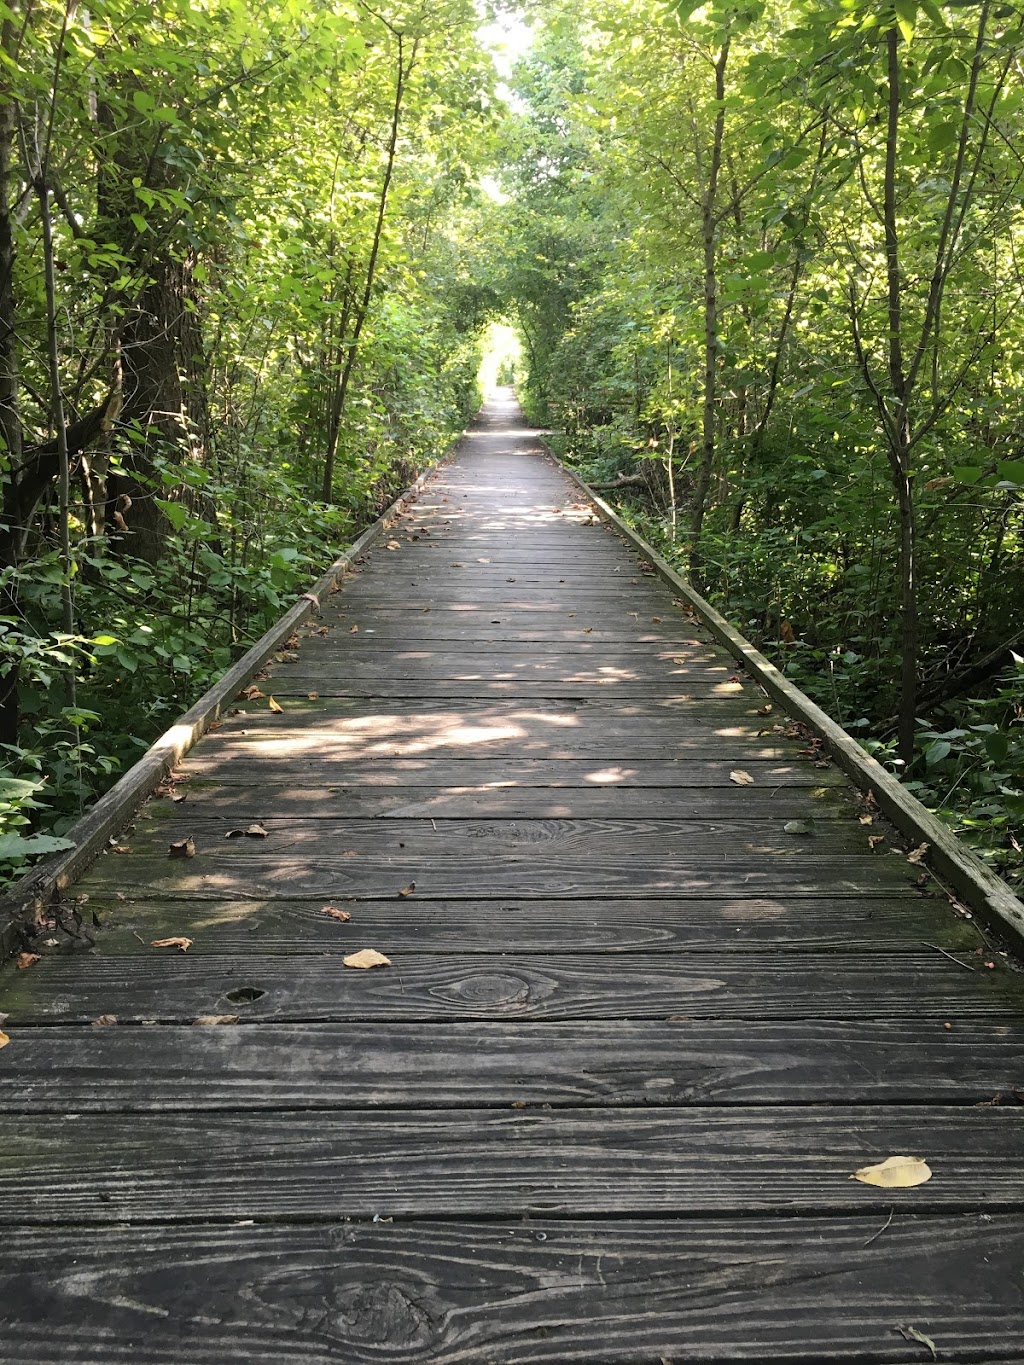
[
  {"left": 3, "top": 1107, "right": 1024, "bottom": 1222},
  {"left": 73, "top": 893, "right": 959, "bottom": 955},
  {"left": 115, "top": 815, "right": 873, "bottom": 862},
  {"left": 77, "top": 852, "right": 918, "bottom": 900},
  {"left": 140, "top": 782, "right": 856, "bottom": 820},
  {"left": 256, "top": 683, "right": 746, "bottom": 700},
  {"left": 190, "top": 735, "right": 806, "bottom": 763},
  {"left": 5, "top": 1215, "right": 1021, "bottom": 1364},
  {"left": 3, "top": 952, "right": 1016, "bottom": 1024},
  {"left": 3, "top": 1020, "right": 1017, "bottom": 1110},
  {"left": 174, "top": 757, "right": 847, "bottom": 788}
]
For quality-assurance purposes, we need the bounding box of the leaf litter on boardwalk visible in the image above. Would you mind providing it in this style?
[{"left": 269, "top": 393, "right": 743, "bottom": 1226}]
[
  {"left": 851, "top": 1155, "right": 932, "bottom": 1188},
  {"left": 152, "top": 937, "right": 194, "bottom": 953},
  {"left": 344, "top": 949, "right": 392, "bottom": 969},
  {"left": 321, "top": 906, "right": 352, "bottom": 922}
]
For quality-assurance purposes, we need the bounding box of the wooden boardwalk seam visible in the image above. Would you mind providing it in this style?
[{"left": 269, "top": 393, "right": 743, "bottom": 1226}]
[{"left": 2, "top": 391, "right": 1024, "bottom": 1362}]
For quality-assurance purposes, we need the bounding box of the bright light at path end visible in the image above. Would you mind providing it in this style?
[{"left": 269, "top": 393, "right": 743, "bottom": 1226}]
[{"left": 479, "top": 322, "right": 523, "bottom": 395}]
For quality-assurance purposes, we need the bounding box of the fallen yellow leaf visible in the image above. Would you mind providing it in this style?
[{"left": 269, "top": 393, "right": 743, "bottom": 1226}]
[
  {"left": 851, "top": 1155, "right": 932, "bottom": 1188},
  {"left": 192, "top": 1015, "right": 241, "bottom": 1025},
  {"left": 730, "top": 770, "right": 755, "bottom": 786},
  {"left": 268, "top": 696, "right": 283, "bottom": 713},
  {"left": 343, "top": 948, "right": 392, "bottom": 969},
  {"left": 0, "top": 1029, "right": 10, "bottom": 1048},
  {"left": 16, "top": 952, "right": 40, "bottom": 970},
  {"left": 151, "top": 937, "right": 194, "bottom": 953},
  {"left": 398, "top": 881, "right": 416, "bottom": 897},
  {"left": 906, "top": 843, "right": 929, "bottom": 865}
]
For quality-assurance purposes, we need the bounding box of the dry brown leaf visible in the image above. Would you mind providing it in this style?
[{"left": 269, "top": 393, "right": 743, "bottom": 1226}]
[
  {"left": 349, "top": 624, "right": 359, "bottom": 633},
  {"left": 268, "top": 696, "right": 283, "bottom": 713},
  {"left": 193, "top": 1014, "right": 241, "bottom": 1025},
  {"left": 242, "top": 685, "right": 264, "bottom": 700},
  {"left": 343, "top": 948, "right": 392, "bottom": 969},
  {"left": 321, "top": 906, "right": 353, "bottom": 922},
  {"left": 111, "top": 844, "right": 130, "bottom": 855},
  {"left": 859, "top": 814, "right": 874, "bottom": 826},
  {"left": 168, "top": 836, "right": 196, "bottom": 859},
  {"left": 398, "top": 882, "right": 416, "bottom": 897},
  {"left": 895, "top": 1326, "right": 937, "bottom": 1360},
  {"left": 151, "top": 936, "right": 193, "bottom": 953},
  {"left": 906, "top": 843, "right": 929, "bottom": 865},
  {"left": 0, "top": 1029, "right": 10, "bottom": 1048},
  {"left": 730, "top": 770, "right": 755, "bottom": 786},
  {"left": 16, "top": 952, "right": 40, "bottom": 970},
  {"left": 91, "top": 1015, "right": 118, "bottom": 1027},
  {"left": 307, "top": 692, "right": 319, "bottom": 700},
  {"left": 868, "top": 834, "right": 886, "bottom": 850},
  {"left": 851, "top": 1155, "right": 932, "bottom": 1188},
  {"left": 385, "top": 540, "right": 401, "bottom": 550},
  {"left": 651, "top": 616, "right": 662, "bottom": 623},
  {"left": 583, "top": 626, "right": 593, "bottom": 633}
]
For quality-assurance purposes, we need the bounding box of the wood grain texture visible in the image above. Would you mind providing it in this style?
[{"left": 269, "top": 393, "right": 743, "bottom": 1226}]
[
  {"left": 3, "top": 952, "right": 1017, "bottom": 1024},
  {"left": 176, "top": 757, "right": 847, "bottom": 788},
  {"left": 77, "top": 852, "right": 920, "bottom": 900},
  {"left": 3, "top": 1216, "right": 1022, "bottom": 1363},
  {"left": 3, "top": 1020, "right": 1020, "bottom": 1111},
  {"left": 80, "top": 893, "right": 942, "bottom": 955},
  {"left": 115, "top": 814, "right": 873, "bottom": 861},
  {"left": 139, "top": 782, "right": 857, "bottom": 820},
  {"left": 3, "top": 1106, "right": 1024, "bottom": 1222}
]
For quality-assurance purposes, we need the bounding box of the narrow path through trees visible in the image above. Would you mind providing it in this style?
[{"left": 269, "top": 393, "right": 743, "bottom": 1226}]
[{"left": 2, "top": 393, "right": 1023, "bottom": 1361}]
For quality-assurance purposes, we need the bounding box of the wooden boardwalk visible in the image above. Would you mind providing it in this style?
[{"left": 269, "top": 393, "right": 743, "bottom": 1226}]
[{"left": 3, "top": 391, "right": 1024, "bottom": 1361}]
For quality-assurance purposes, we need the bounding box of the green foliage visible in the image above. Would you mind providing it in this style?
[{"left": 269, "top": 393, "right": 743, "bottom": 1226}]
[
  {"left": 0, "top": 0, "right": 495, "bottom": 889},
  {"left": 493, "top": 0, "right": 1024, "bottom": 882}
]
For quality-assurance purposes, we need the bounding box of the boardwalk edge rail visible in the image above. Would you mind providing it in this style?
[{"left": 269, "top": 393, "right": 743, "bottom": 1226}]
[
  {"left": 549, "top": 445, "right": 1024, "bottom": 953},
  {"left": 0, "top": 457, "right": 444, "bottom": 965}
]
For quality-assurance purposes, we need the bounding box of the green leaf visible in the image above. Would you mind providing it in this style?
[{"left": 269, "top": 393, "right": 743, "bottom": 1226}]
[
  {"left": 985, "top": 732, "right": 1010, "bottom": 764},
  {"left": 893, "top": 0, "right": 917, "bottom": 41},
  {"left": 0, "top": 832, "right": 76, "bottom": 859},
  {"left": 952, "top": 465, "right": 984, "bottom": 485},
  {"left": 925, "top": 739, "right": 952, "bottom": 764}
]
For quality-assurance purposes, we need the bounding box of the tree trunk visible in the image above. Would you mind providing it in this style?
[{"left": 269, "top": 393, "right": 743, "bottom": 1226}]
[
  {"left": 0, "top": 1, "right": 23, "bottom": 745},
  {"left": 689, "top": 36, "right": 730, "bottom": 585}
]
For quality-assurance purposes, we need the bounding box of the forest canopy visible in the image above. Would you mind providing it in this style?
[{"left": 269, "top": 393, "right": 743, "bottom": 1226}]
[{"left": 1, "top": 0, "right": 1022, "bottom": 891}]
